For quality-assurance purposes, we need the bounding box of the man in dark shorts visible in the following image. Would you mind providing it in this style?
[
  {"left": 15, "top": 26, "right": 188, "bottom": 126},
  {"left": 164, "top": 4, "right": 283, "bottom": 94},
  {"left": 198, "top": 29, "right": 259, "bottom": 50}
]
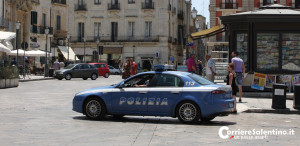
[{"left": 231, "top": 51, "right": 245, "bottom": 102}]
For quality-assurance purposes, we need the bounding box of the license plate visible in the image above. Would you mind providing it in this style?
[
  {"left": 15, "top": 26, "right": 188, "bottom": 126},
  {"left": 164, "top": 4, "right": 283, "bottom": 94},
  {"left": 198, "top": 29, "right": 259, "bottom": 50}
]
[{"left": 229, "top": 102, "right": 234, "bottom": 108}]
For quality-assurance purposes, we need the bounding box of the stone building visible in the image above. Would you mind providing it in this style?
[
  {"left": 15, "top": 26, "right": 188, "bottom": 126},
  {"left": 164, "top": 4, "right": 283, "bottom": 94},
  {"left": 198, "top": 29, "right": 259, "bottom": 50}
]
[{"left": 67, "top": 0, "right": 188, "bottom": 69}]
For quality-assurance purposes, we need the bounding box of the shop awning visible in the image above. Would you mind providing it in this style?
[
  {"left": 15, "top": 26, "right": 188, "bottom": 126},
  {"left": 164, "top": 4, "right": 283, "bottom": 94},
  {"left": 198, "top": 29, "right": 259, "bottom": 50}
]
[
  {"left": 0, "top": 31, "right": 16, "bottom": 40},
  {"left": 190, "top": 25, "right": 225, "bottom": 40},
  {"left": 0, "top": 43, "right": 11, "bottom": 53},
  {"left": 8, "top": 49, "right": 51, "bottom": 57},
  {"left": 57, "top": 46, "right": 79, "bottom": 61}
]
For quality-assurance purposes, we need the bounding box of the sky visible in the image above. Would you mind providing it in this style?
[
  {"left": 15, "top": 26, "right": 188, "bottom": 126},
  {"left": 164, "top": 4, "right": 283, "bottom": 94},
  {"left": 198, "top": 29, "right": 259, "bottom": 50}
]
[{"left": 192, "top": 0, "right": 210, "bottom": 26}]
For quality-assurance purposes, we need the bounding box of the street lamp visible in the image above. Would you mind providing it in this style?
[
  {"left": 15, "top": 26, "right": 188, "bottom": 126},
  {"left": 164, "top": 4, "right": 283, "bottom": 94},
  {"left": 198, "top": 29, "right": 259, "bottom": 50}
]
[
  {"left": 67, "top": 32, "right": 70, "bottom": 62},
  {"left": 83, "top": 37, "right": 86, "bottom": 63},
  {"left": 191, "top": 7, "right": 198, "bottom": 32},
  {"left": 44, "top": 27, "right": 49, "bottom": 77},
  {"left": 16, "top": 21, "right": 20, "bottom": 66},
  {"left": 133, "top": 45, "right": 136, "bottom": 61},
  {"left": 96, "top": 37, "right": 100, "bottom": 62},
  {"left": 185, "top": 0, "right": 191, "bottom": 64}
]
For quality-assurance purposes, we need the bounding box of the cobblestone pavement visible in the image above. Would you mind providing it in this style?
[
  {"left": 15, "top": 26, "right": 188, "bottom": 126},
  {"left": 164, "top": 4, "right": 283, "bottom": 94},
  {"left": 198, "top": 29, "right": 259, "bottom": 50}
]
[{"left": 0, "top": 75, "right": 299, "bottom": 145}]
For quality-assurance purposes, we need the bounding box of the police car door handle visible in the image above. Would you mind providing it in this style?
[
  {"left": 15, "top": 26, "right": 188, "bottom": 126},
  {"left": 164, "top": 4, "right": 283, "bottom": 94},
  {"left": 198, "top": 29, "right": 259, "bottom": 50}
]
[
  {"left": 139, "top": 91, "right": 148, "bottom": 94},
  {"left": 171, "top": 91, "right": 180, "bottom": 94}
]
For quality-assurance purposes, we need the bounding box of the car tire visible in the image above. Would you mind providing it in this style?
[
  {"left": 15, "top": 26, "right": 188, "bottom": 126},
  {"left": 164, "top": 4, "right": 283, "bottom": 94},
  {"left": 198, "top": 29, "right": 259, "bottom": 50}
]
[
  {"left": 176, "top": 101, "right": 201, "bottom": 124},
  {"left": 200, "top": 117, "right": 215, "bottom": 122},
  {"left": 104, "top": 73, "right": 109, "bottom": 78},
  {"left": 91, "top": 73, "right": 97, "bottom": 80},
  {"left": 84, "top": 97, "right": 107, "bottom": 120},
  {"left": 83, "top": 78, "right": 88, "bottom": 80},
  {"left": 65, "top": 74, "right": 72, "bottom": 80}
]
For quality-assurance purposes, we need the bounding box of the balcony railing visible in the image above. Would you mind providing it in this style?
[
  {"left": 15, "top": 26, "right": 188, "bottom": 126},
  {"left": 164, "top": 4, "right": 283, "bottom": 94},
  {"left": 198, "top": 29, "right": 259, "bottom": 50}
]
[
  {"left": 220, "top": 2, "right": 238, "bottom": 9},
  {"left": 142, "top": 2, "right": 154, "bottom": 9},
  {"left": 177, "top": 10, "right": 184, "bottom": 20},
  {"left": 71, "top": 36, "right": 160, "bottom": 43},
  {"left": 31, "top": 0, "right": 39, "bottom": 4},
  {"left": 108, "top": 3, "right": 120, "bottom": 10},
  {"left": 30, "top": 25, "right": 53, "bottom": 35},
  {"left": 75, "top": 4, "right": 87, "bottom": 11},
  {"left": 54, "top": 30, "right": 68, "bottom": 38},
  {"left": 0, "top": 17, "right": 9, "bottom": 28},
  {"left": 52, "top": 0, "right": 66, "bottom": 5}
]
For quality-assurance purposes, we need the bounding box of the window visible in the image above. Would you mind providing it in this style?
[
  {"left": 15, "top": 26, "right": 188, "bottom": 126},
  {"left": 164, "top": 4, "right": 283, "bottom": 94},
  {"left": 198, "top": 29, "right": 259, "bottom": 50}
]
[
  {"left": 128, "top": 0, "right": 135, "bottom": 4},
  {"left": 78, "top": 23, "right": 85, "bottom": 41},
  {"left": 56, "top": 15, "right": 61, "bottom": 30},
  {"left": 78, "top": 0, "right": 84, "bottom": 5},
  {"left": 94, "top": 0, "right": 101, "bottom": 4},
  {"left": 236, "top": 33, "right": 248, "bottom": 70},
  {"left": 263, "top": 0, "right": 271, "bottom": 5},
  {"left": 256, "top": 33, "right": 279, "bottom": 70},
  {"left": 111, "top": 0, "right": 118, "bottom": 5},
  {"left": 152, "top": 74, "right": 182, "bottom": 87},
  {"left": 145, "top": 21, "right": 152, "bottom": 37},
  {"left": 124, "top": 74, "right": 155, "bottom": 87},
  {"left": 282, "top": 33, "right": 300, "bottom": 71},
  {"left": 188, "top": 74, "right": 213, "bottom": 85},
  {"left": 296, "top": 0, "right": 300, "bottom": 9},
  {"left": 42, "top": 13, "right": 46, "bottom": 27},
  {"left": 31, "top": 11, "right": 38, "bottom": 33},
  {"left": 94, "top": 22, "right": 101, "bottom": 39},
  {"left": 128, "top": 22, "right": 135, "bottom": 37}
]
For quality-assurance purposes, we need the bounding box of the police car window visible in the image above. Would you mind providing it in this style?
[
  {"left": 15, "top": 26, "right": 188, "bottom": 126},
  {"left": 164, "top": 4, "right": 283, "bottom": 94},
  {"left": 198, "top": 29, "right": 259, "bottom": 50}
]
[
  {"left": 188, "top": 74, "right": 213, "bottom": 85},
  {"left": 124, "top": 74, "right": 154, "bottom": 87},
  {"left": 153, "top": 74, "right": 182, "bottom": 87}
]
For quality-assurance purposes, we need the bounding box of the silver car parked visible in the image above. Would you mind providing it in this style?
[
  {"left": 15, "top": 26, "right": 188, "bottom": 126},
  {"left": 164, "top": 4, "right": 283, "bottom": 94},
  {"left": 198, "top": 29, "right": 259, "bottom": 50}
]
[{"left": 55, "top": 64, "right": 99, "bottom": 80}]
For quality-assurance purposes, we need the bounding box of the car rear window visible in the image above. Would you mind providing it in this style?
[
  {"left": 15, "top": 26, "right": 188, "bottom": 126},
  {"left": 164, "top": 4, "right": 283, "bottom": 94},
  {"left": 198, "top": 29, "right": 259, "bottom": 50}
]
[{"left": 188, "top": 74, "right": 214, "bottom": 85}]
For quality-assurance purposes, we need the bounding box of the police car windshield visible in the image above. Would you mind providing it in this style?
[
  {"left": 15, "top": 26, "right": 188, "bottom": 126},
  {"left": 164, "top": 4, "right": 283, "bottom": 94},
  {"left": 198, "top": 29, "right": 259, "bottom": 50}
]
[{"left": 188, "top": 74, "right": 214, "bottom": 85}]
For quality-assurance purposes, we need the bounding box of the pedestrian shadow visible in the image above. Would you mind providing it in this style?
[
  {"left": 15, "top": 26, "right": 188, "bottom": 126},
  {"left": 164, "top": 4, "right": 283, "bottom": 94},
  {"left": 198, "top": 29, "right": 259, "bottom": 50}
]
[{"left": 72, "top": 116, "right": 236, "bottom": 126}]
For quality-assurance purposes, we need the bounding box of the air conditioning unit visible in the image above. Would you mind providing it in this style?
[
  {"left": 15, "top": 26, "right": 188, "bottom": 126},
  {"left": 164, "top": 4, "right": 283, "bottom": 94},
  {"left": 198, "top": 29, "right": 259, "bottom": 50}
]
[{"left": 58, "top": 40, "right": 64, "bottom": 46}]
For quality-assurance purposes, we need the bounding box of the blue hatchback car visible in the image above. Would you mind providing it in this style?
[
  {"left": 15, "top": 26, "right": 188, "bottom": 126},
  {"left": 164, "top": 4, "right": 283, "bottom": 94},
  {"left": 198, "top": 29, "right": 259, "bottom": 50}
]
[{"left": 73, "top": 71, "right": 234, "bottom": 124}]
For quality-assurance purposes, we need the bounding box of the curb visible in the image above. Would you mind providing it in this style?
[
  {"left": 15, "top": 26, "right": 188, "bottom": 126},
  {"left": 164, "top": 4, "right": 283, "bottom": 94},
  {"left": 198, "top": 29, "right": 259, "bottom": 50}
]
[
  {"left": 242, "top": 92, "right": 294, "bottom": 100},
  {"left": 19, "top": 77, "right": 55, "bottom": 82},
  {"left": 244, "top": 108, "right": 300, "bottom": 114}
]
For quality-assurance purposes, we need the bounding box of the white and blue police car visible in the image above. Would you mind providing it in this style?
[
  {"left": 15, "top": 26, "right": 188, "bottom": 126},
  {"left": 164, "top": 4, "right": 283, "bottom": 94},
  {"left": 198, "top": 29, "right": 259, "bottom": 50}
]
[{"left": 73, "top": 66, "right": 234, "bottom": 124}]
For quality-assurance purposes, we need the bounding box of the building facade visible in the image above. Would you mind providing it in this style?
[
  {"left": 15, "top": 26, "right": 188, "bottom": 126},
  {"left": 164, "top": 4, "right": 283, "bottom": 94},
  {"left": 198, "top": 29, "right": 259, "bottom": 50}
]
[
  {"left": 5, "top": 0, "right": 67, "bottom": 67},
  {"left": 67, "top": 0, "right": 188, "bottom": 69}
]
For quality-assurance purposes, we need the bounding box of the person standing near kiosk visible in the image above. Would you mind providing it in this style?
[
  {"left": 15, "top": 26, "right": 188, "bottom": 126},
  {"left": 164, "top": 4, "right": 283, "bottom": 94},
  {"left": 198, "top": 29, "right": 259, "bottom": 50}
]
[{"left": 231, "top": 51, "right": 245, "bottom": 103}]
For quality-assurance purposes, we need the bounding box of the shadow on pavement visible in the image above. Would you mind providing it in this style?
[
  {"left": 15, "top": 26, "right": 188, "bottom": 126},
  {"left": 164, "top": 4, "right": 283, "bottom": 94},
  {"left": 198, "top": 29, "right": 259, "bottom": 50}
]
[{"left": 72, "top": 116, "right": 236, "bottom": 126}]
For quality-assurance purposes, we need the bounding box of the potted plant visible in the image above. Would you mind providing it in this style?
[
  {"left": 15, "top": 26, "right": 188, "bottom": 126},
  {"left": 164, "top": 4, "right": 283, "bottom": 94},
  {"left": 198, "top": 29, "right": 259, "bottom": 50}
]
[{"left": 0, "top": 63, "right": 19, "bottom": 89}]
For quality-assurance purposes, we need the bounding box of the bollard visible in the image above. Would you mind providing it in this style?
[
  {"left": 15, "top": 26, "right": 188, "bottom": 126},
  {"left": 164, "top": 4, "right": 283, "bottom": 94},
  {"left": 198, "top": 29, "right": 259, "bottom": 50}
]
[
  {"left": 294, "top": 84, "right": 300, "bottom": 109},
  {"left": 272, "top": 84, "right": 287, "bottom": 109}
]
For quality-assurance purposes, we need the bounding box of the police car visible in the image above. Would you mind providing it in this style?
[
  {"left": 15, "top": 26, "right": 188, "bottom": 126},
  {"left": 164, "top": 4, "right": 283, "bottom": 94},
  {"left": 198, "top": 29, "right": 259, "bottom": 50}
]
[{"left": 73, "top": 66, "right": 234, "bottom": 124}]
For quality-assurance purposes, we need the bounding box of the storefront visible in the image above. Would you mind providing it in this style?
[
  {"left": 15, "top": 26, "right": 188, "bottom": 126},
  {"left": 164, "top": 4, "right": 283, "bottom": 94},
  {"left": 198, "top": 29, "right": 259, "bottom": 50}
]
[{"left": 221, "top": 4, "right": 300, "bottom": 90}]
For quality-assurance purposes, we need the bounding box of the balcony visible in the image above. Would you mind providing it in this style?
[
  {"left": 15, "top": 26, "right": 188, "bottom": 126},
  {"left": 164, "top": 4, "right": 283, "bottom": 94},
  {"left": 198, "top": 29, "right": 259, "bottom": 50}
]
[
  {"left": 70, "top": 36, "right": 160, "bottom": 43},
  {"left": 75, "top": 4, "right": 87, "bottom": 11},
  {"left": 0, "top": 17, "right": 9, "bottom": 28},
  {"left": 52, "top": 0, "right": 66, "bottom": 5},
  {"left": 177, "top": 10, "right": 184, "bottom": 20},
  {"left": 220, "top": 2, "right": 238, "bottom": 9},
  {"left": 54, "top": 30, "right": 68, "bottom": 38},
  {"left": 31, "top": 0, "right": 39, "bottom": 4},
  {"left": 142, "top": 2, "right": 154, "bottom": 9},
  {"left": 30, "top": 25, "right": 53, "bottom": 35},
  {"left": 108, "top": 3, "right": 120, "bottom": 10}
]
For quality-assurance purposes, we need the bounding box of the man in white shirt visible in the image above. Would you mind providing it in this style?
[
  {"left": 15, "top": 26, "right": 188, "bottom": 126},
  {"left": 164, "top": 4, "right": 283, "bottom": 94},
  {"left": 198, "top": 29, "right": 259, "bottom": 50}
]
[{"left": 205, "top": 54, "right": 216, "bottom": 82}]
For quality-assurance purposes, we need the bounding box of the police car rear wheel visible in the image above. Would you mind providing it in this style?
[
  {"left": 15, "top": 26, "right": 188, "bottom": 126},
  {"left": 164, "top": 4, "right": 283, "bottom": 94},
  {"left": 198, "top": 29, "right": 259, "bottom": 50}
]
[
  {"left": 177, "top": 102, "right": 200, "bottom": 124},
  {"left": 84, "top": 98, "right": 106, "bottom": 120}
]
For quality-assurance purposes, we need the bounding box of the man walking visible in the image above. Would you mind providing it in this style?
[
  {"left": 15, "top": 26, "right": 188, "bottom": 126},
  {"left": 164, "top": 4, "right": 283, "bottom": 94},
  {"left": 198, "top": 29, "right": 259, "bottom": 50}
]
[
  {"left": 186, "top": 54, "right": 198, "bottom": 74},
  {"left": 205, "top": 54, "right": 216, "bottom": 82},
  {"left": 231, "top": 51, "right": 245, "bottom": 102},
  {"left": 198, "top": 60, "right": 203, "bottom": 76}
]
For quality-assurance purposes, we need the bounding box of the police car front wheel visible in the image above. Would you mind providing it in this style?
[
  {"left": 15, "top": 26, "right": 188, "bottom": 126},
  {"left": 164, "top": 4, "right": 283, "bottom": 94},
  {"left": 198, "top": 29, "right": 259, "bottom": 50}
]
[
  {"left": 84, "top": 97, "right": 107, "bottom": 120},
  {"left": 177, "top": 102, "right": 201, "bottom": 124}
]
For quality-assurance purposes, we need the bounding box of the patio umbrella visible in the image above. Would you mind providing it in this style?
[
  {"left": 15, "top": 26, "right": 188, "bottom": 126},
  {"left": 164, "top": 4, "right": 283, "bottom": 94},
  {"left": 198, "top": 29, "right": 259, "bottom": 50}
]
[{"left": 0, "top": 43, "right": 11, "bottom": 53}]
